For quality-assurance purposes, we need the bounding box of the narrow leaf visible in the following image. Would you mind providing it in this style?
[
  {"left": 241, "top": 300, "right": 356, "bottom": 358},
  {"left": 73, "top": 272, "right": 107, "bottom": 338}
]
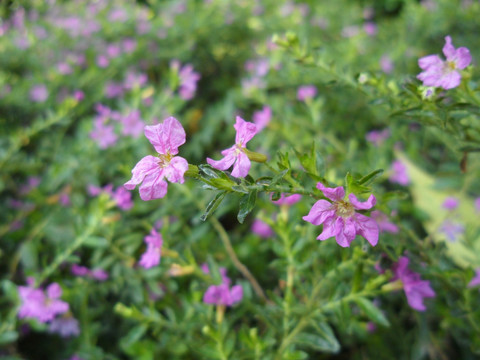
[
  {"left": 237, "top": 190, "right": 257, "bottom": 224},
  {"left": 200, "top": 192, "right": 227, "bottom": 221}
]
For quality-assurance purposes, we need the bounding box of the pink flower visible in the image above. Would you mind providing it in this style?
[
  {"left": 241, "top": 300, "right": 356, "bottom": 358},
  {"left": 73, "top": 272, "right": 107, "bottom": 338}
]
[
  {"left": 442, "top": 196, "right": 459, "bottom": 210},
  {"left": 303, "top": 183, "right": 379, "bottom": 247},
  {"left": 207, "top": 116, "right": 258, "bottom": 178},
  {"left": 380, "top": 55, "right": 394, "bottom": 74},
  {"left": 389, "top": 160, "right": 409, "bottom": 186},
  {"left": 417, "top": 36, "right": 471, "bottom": 90},
  {"left": 370, "top": 211, "right": 398, "bottom": 233},
  {"left": 392, "top": 257, "right": 435, "bottom": 311},
  {"left": 271, "top": 193, "right": 302, "bottom": 206},
  {"left": 139, "top": 228, "right": 163, "bottom": 269},
  {"left": 297, "top": 85, "right": 317, "bottom": 101},
  {"left": 89, "top": 118, "right": 117, "bottom": 149},
  {"left": 202, "top": 265, "right": 243, "bottom": 307},
  {"left": 251, "top": 219, "right": 274, "bottom": 238},
  {"left": 124, "top": 117, "right": 189, "bottom": 200},
  {"left": 366, "top": 129, "right": 390, "bottom": 146},
  {"left": 90, "top": 269, "right": 109, "bottom": 281},
  {"left": 171, "top": 60, "right": 201, "bottom": 100},
  {"left": 111, "top": 186, "right": 133, "bottom": 210},
  {"left": 30, "top": 84, "right": 49, "bottom": 102},
  {"left": 253, "top": 106, "right": 272, "bottom": 131},
  {"left": 468, "top": 268, "right": 480, "bottom": 288},
  {"left": 475, "top": 197, "right": 480, "bottom": 212},
  {"left": 120, "top": 110, "right": 144, "bottom": 138},
  {"left": 18, "top": 281, "right": 69, "bottom": 323},
  {"left": 48, "top": 316, "right": 80, "bottom": 337}
]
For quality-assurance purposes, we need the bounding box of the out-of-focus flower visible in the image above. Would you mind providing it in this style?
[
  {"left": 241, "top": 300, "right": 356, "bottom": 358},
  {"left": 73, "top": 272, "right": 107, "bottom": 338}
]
[
  {"left": 120, "top": 110, "right": 144, "bottom": 138},
  {"left": 364, "top": 22, "right": 377, "bottom": 36},
  {"left": 73, "top": 90, "right": 84, "bottom": 101},
  {"left": 89, "top": 118, "right": 117, "bottom": 149},
  {"left": 207, "top": 116, "right": 258, "bottom": 178},
  {"left": 391, "top": 256, "right": 435, "bottom": 311},
  {"left": 252, "top": 219, "right": 274, "bottom": 238},
  {"left": 468, "top": 268, "right": 480, "bottom": 288},
  {"left": 104, "top": 82, "right": 124, "bottom": 98},
  {"left": 442, "top": 196, "right": 459, "bottom": 210},
  {"left": 96, "top": 55, "right": 109, "bottom": 68},
  {"left": 439, "top": 219, "right": 464, "bottom": 242},
  {"left": 380, "top": 55, "right": 394, "bottom": 74},
  {"left": 124, "top": 117, "right": 189, "bottom": 200},
  {"left": 475, "top": 197, "right": 480, "bottom": 212},
  {"left": 303, "top": 183, "right": 379, "bottom": 247},
  {"left": 271, "top": 193, "right": 302, "bottom": 206},
  {"left": 252, "top": 106, "right": 272, "bottom": 131},
  {"left": 71, "top": 264, "right": 108, "bottom": 281},
  {"left": 171, "top": 60, "right": 201, "bottom": 100},
  {"left": 370, "top": 211, "right": 399, "bottom": 233},
  {"left": 365, "top": 129, "right": 390, "bottom": 147},
  {"left": 297, "top": 85, "right": 317, "bottom": 101},
  {"left": 202, "top": 265, "right": 243, "bottom": 307},
  {"left": 389, "top": 160, "right": 409, "bottom": 186},
  {"left": 30, "top": 84, "right": 49, "bottom": 102},
  {"left": 111, "top": 186, "right": 133, "bottom": 210},
  {"left": 48, "top": 315, "right": 80, "bottom": 337},
  {"left": 18, "top": 280, "right": 69, "bottom": 323},
  {"left": 417, "top": 36, "right": 471, "bottom": 90},
  {"left": 139, "top": 228, "right": 163, "bottom": 269}
]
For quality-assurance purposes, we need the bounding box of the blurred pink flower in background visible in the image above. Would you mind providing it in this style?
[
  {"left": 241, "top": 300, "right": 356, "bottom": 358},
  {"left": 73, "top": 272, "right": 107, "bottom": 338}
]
[
  {"left": 297, "top": 85, "right": 317, "bottom": 101},
  {"left": 30, "top": 84, "right": 49, "bottom": 102},
  {"left": 389, "top": 160, "right": 409, "bottom": 186},
  {"left": 252, "top": 105, "right": 272, "bottom": 131},
  {"left": 251, "top": 219, "right": 274, "bottom": 238}
]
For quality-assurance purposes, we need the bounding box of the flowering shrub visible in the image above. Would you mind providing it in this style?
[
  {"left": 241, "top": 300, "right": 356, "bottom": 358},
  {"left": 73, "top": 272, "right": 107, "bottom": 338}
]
[{"left": 1, "top": 1, "right": 480, "bottom": 359}]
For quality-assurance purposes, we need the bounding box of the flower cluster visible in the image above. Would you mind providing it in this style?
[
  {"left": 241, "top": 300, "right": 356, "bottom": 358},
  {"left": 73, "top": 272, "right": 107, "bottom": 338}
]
[
  {"left": 303, "top": 183, "right": 379, "bottom": 247},
  {"left": 139, "top": 228, "right": 163, "bottom": 269}
]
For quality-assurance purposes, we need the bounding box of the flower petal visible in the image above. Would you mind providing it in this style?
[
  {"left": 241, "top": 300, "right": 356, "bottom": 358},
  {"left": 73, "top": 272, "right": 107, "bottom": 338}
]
[
  {"left": 454, "top": 47, "right": 472, "bottom": 69},
  {"left": 234, "top": 116, "right": 257, "bottom": 145},
  {"left": 231, "top": 151, "right": 251, "bottom": 178},
  {"left": 139, "top": 172, "right": 167, "bottom": 200},
  {"left": 302, "top": 200, "right": 334, "bottom": 225},
  {"left": 124, "top": 155, "right": 159, "bottom": 190},
  {"left": 418, "top": 55, "right": 442, "bottom": 70},
  {"left": 354, "top": 213, "right": 379, "bottom": 246},
  {"left": 316, "top": 183, "right": 345, "bottom": 201},
  {"left": 164, "top": 156, "right": 189, "bottom": 184},
  {"left": 442, "top": 36, "right": 455, "bottom": 60},
  {"left": 438, "top": 71, "right": 461, "bottom": 90},
  {"left": 349, "top": 193, "right": 376, "bottom": 210},
  {"left": 144, "top": 117, "right": 186, "bottom": 155},
  {"left": 207, "top": 149, "right": 237, "bottom": 171}
]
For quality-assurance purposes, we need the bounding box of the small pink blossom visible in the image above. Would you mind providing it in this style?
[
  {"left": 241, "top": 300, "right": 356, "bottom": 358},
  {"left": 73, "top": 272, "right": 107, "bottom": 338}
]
[
  {"left": 73, "top": 90, "right": 84, "bottom": 101},
  {"left": 202, "top": 265, "right": 243, "bottom": 307},
  {"left": 417, "top": 36, "right": 471, "bottom": 90},
  {"left": 18, "top": 280, "right": 69, "bottom": 323},
  {"left": 370, "top": 211, "right": 399, "bottom": 233},
  {"left": 89, "top": 118, "right": 117, "bottom": 149},
  {"left": 303, "top": 183, "right": 379, "bottom": 247},
  {"left": 475, "top": 197, "right": 480, "bottom": 212},
  {"left": 251, "top": 219, "right": 274, "bottom": 238},
  {"left": 30, "top": 84, "right": 49, "bottom": 102},
  {"left": 207, "top": 116, "right": 258, "bottom": 178},
  {"left": 139, "top": 228, "right": 163, "bottom": 269},
  {"left": 125, "top": 117, "right": 188, "bottom": 200},
  {"left": 389, "top": 160, "right": 409, "bottom": 186},
  {"left": 380, "top": 55, "right": 394, "bottom": 74},
  {"left": 364, "top": 22, "right": 377, "bottom": 36},
  {"left": 442, "top": 196, "right": 459, "bottom": 210},
  {"left": 297, "top": 85, "right": 317, "bottom": 101},
  {"left": 120, "top": 110, "right": 144, "bottom": 138},
  {"left": 391, "top": 256, "right": 435, "bottom": 311},
  {"left": 48, "top": 316, "right": 80, "bottom": 337},
  {"left": 366, "top": 129, "right": 390, "bottom": 146},
  {"left": 96, "top": 55, "right": 109, "bottom": 68},
  {"left": 271, "top": 193, "right": 302, "bottom": 206},
  {"left": 253, "top": 106, "right": 272, "bottom": 131}
]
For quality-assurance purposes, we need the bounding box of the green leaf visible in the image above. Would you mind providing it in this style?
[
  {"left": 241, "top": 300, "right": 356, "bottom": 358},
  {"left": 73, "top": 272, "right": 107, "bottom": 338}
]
[
  {"left": 200, "top": 192, "right": 227, "bottom": 221},
  {"left": 83, "top": 236, "right": 109, "bottom": 248},
  {"left": 199, "top": 164, "right": 220, "bottom": 179},
  {"left": 354, "top": 297, "right": 390, "bottom": 327},
  {"left": 0, "top": 331, "right": 18, "bottom": 345},
  {"left": 296, "top": 323, "right": 340, "bottom": 353},
  {"left": 237, "top": 190, "right": 257, "bottom": 224},
  {"left": 358, "top": 169, "right": 384, "bottom": 185},
  {"left": 345, "top": 172, "right": 370, "bottom": 195}
]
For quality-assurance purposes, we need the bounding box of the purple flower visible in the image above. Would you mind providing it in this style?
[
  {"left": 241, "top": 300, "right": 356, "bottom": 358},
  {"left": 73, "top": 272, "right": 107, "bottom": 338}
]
[
  {"left": 297, "top": 85, "right": 317, "bottom": 101},
  {"left": 120, "top": 110, "right": 145, "bottom": 138},
  {"left": 202, "top": 266, "right": 243, "bottom": 307},
  {"left": 392, "top": 256, "right": 435, "bottom": 311},
  {"left": 364, "top": 22, "right": 377, "bottom": 36},
  {"left": 90, "top": 269, "right": 108, "bottom": 281},
  {"left": 370, "top": 211, "right": 399, "bottom": 233},
  {"left": 171, "top": 60, "right": 201, "bottom": 100},
  {"left": 104, "top": 82, "right": 124, "bottom": 98},
  {"left": 71, "top": 264, "right": 89, "bottom": 277},
  {"left": 380, "top": 55, "right": 394, "bottom": 74},
  {"left": 253, "top": 106, "right": 272, "bottom": 131},
  {"left": 475, "top": 197, "right": 480, "bottom": 212},
  {"left": 48, "top": 316, "right": 80, "bottom": 337},
  {"left": 468, "top": 268, "right": 480, "bottom": 288},
  {"left": 442, "top": 196, "right": 459, "bottom": 210},
  {"left": 112, "top": 186, "right": 133, "bottom": 210},
  {"left": 251, "top": 219, "right": 274, "bottom": 238},
  {"left": 207, "top": 116, "right": 258, "bottom": 178},
  {"left": 124, "top": 70, "right": 148, "bottom": 90},
  {"left": 30, "top": 84, "right": 49, "bottom": 102},
  {"left": 389, "top": 160, "right": 409, "bottom": 186},
  {"left": 417, "top": 36, "right": 471, "bottom": 90},
  {"left": 139, "top": 228, "right": 163, "bottom": 269},
  {"left": 271, "top": 193, "right": 302, "bottom": 206},
  {"left": 96, "top": 55, "right": 109, "bottom": 68},
  {"left": 71, "top": 264, "right": 108, "bottom": 281},
  {"left": 18, "top": 281, "right": 69, "bottom": 323},
  {"left": 124, "top": 117, "right": 189, "bottom": 200},
  {"left": 73, "top": 90, "right": 84, "bottom": 101},
  {"left": 439, "top": 219, "right": 464, "bottom": 242},
  {"left": 365, "top": 129, "right": 390, "bottom": 147},
  {"left": 303, "top": 183, "right": 379, "bottom": 247},
  {"left": 89, "top": 118, "right": 118, "bottom": 149}
]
